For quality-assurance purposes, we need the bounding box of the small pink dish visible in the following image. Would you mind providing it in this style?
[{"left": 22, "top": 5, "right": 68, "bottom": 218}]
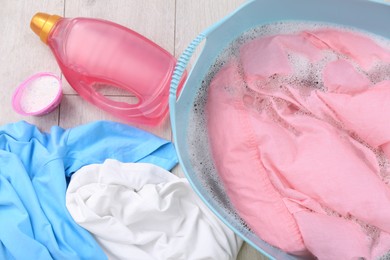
[{"left": 12, "top": 72, "right": 63, "bottom": 116}]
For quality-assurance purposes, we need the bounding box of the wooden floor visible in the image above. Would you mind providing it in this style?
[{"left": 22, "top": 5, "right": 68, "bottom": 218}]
[{"left": 0, "top": 1, "right": 268, "bottom": 259}]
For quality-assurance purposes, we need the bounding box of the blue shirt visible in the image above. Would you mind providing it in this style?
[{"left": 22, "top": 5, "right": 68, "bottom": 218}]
[{"left": 0, "top": 121, "right": 178, "bottom": 259}]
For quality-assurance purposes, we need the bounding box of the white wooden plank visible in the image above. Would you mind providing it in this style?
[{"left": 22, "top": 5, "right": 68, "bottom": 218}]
[
  {"left": 175, "top": 0, "right": 246, "bottom": 56},
  {"left": 0, "top": 0, "right": 64, "bottom": 131},
  {"left": 238, "top": 242, "right": 270, "bottom": 260}
]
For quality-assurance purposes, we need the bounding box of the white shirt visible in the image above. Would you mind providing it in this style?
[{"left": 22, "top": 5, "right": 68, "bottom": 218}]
[{"left": 66, "top": 159, "right": 242, "bottom": 260}]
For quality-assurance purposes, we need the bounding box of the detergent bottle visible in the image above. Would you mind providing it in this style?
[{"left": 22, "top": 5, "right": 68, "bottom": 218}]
[{"left": 30, "top": 13, "right": 183, "bottom": 125}]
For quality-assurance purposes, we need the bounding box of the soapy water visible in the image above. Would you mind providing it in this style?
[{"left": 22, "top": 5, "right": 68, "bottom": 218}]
[
  {"left": 186, "top": 21, "right": 390, "bottom": 255},
  {"left": 20, "top": 76, "right": 60, "bottom": 113}
]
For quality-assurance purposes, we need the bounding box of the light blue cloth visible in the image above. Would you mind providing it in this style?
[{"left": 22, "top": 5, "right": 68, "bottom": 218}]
[{"left": 0, "top": 121, "right": 178, "bottom": 260}]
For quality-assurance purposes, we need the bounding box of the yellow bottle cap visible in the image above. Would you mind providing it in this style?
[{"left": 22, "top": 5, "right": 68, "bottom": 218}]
[{"left": 30, "top": 13, "right": 62, "bottom": 44}]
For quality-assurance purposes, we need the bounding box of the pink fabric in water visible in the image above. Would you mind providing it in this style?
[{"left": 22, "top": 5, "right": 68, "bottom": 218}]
[
  {"left": 303, "top": 29, "right": 390, "bottom": 70},
  {"left": 206, "top": 28, "right": 390, "bottom": 259},
  {"left": 207, "top": 59, "right": 308, "bottom": 256},
  {"left": 319, "top": 80, "right": 390, "bottom": 159}
]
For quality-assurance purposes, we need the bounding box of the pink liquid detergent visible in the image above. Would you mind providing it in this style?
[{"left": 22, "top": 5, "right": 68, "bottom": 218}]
[{"left": 30, "top": 13, "right": 182, "bottom": 125}]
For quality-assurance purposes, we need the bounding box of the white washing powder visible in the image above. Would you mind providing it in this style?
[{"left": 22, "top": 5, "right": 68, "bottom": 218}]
[{"left": 20, "top": 76, "right": 60, "bottom": 113}]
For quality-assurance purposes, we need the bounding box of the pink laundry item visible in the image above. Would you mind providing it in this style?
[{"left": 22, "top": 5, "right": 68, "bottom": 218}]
[
  {"left": 293, "top": 210, "right": 371, "bottom": 260},
  {"left": 303, "top": 29, "right": 390, "bottom": 70},
  {"left": 240, "top": 34, "right": 324, "bottom": 81},
  {"left": 206, "top": 59, "right": 308, "bottom": 256},
  {"left": 259, "top": 60, "right": 390, "bottom": 161},
  {"left": 249, "top": 103, "right": 390, "bottom": 233},
  {"left": 322, "top": 59, "right": 372, "bottom": 93},
  {"left": 318, "top": 80, "right": 390, "bottom": 160},
  {"left": 206, "top": 27, "right": 390, "bottom": 259}
]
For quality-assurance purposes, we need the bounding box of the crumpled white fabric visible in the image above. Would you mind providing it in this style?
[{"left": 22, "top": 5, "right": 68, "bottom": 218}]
[{"left": 66, "top": 159, "right": 242, "bottom": 260}]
